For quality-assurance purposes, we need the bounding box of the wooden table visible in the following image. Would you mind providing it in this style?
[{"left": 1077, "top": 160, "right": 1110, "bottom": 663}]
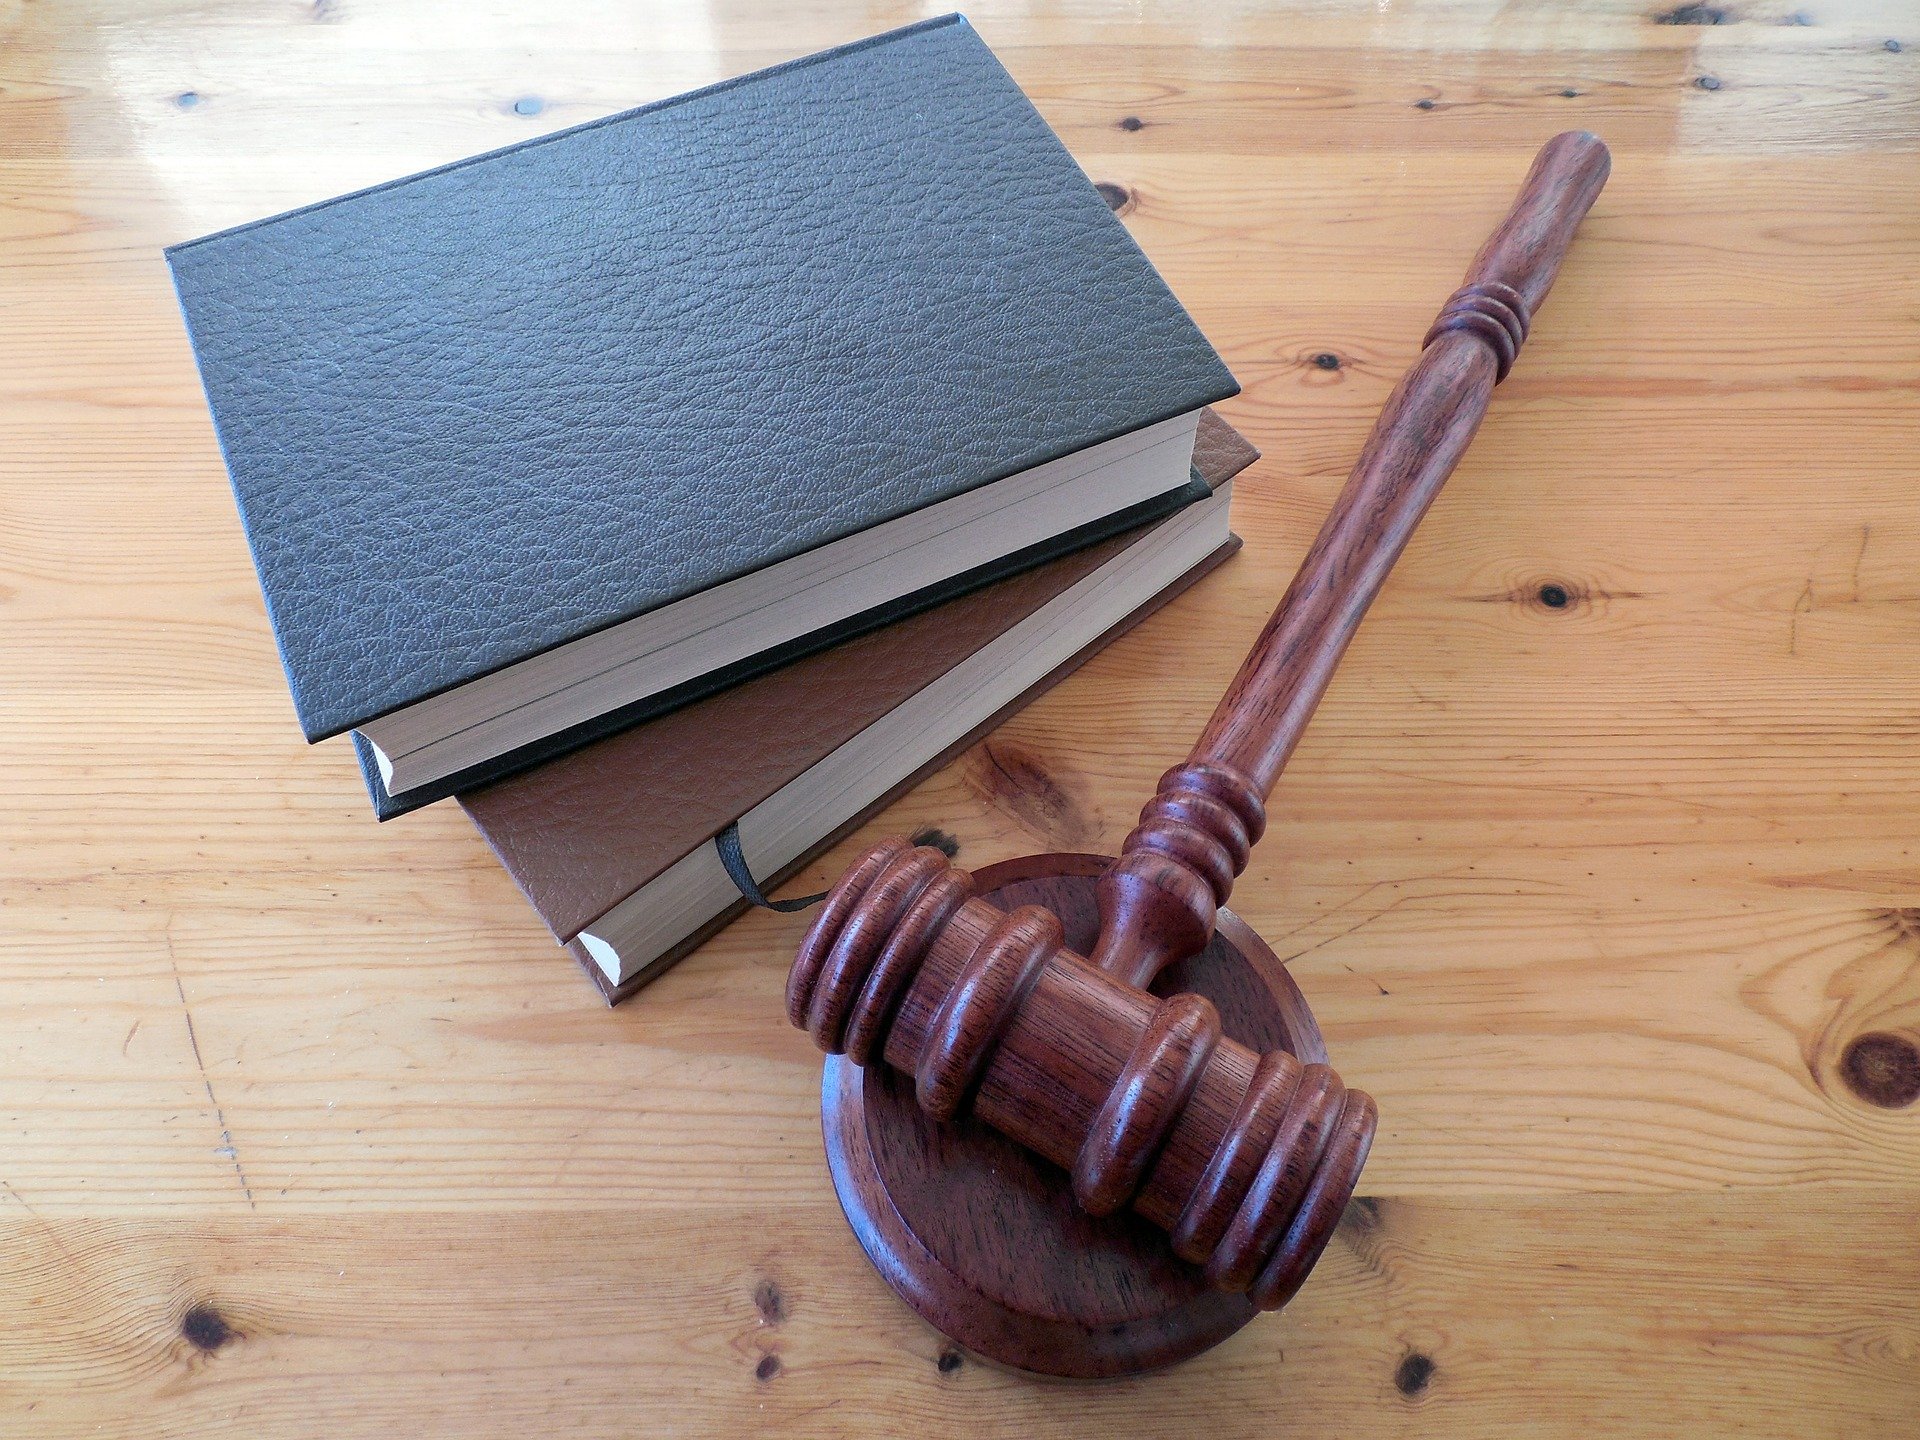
[{"left": 5, "top": 2, "right": 1916, "bottom": 1434}]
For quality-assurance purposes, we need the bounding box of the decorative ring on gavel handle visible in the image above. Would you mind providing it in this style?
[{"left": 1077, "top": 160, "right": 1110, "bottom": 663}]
[
  {"left": 1423, "top": 279, "right": 1531, "bottom": 380},
  {"left": 789, "top": 837, "right": 1378, "bottom": 1311}
]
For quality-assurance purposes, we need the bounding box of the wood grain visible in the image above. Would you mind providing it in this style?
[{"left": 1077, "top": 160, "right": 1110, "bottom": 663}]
[{"left": 1, "top": 0, "right": 1916, "bottom": 1433}]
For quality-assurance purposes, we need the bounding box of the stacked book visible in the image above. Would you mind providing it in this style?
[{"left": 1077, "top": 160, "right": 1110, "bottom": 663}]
[{"left": 167, "top": 15, "right": 1251, "bottom": 1002}]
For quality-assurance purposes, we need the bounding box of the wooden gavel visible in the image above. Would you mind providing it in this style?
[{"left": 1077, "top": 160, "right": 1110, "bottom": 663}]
[{"left": 790, "top": 132, "right": 1611, "bottom": 1314}]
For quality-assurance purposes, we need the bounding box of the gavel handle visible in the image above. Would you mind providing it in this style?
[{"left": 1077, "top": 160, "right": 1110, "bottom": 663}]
[{"left": 1090, "top": 130, "right": 1611, "bottom": 988}]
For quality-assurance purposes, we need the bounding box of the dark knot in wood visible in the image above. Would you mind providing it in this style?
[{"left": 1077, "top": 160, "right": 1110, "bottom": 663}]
[{"left": 788, "top": 839, "right": 1378, "bottom": 1311}]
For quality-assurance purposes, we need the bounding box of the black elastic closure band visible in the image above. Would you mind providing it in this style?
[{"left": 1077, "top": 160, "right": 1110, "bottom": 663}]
[{"left": 715, "top": 822, "right": 829, "bottom": 912}]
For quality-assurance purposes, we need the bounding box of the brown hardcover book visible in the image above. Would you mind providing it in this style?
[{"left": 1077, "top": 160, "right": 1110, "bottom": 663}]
[{"left": 462, "top": 410, "right": 1258, "bottom": 1003}]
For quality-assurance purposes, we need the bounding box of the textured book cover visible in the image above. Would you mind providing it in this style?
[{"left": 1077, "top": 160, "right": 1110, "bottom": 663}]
[
  {"left": 462, "top": 410, "right": 1260, "bottom": 1003},
  {"left": 166, "top": 13, "right": 1237, "bottom": 771}
]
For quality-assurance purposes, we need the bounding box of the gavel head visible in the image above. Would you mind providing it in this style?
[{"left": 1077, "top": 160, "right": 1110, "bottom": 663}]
[{"left": 788, "top": 838, "right": 1377, "bottom": 1313}]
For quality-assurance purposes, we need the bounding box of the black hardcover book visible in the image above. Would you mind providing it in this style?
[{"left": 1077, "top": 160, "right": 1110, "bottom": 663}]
[
  {"left": 350, "top": 472, "right": 1209, "bottom": 819},
  {"left": 166, "top": 14, "right": 1237, "bottom": 814}
]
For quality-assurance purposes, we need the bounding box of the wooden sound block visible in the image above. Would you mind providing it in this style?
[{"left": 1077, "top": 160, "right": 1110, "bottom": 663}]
[{"left": 820, "top": 852, "right": 1327, "bottom": 1378}]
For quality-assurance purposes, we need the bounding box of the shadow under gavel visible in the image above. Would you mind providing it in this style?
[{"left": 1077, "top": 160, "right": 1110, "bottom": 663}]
[{"left": 789, "top": 131, "right": 1612, "bottom": 1353}]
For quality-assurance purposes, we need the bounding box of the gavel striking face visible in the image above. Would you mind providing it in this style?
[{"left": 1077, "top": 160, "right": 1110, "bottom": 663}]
[{"left": 789, "top": 132, "right": 1612, "bottom": 1355}]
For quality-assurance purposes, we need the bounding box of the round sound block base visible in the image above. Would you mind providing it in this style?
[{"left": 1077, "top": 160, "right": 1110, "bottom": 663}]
[{"left": 821, "top": 852, "right": 1327, "bottom": 1378}]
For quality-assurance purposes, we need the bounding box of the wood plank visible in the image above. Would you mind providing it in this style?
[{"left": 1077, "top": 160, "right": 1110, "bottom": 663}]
[
  {"left": 2, "top": 0, "right": 1916, "bottom": 1431},
  {"left": 0, "top": 1191, "right": 1913, "bottom": 1438}
]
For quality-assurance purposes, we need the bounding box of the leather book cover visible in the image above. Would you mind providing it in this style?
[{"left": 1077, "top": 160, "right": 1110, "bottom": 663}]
[
  {"left": 165, "top": 13, "right": 1237, "bottom": 755},
  {"left": 462, "top": 409, "right": 1260, "bottom": 1002}
]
